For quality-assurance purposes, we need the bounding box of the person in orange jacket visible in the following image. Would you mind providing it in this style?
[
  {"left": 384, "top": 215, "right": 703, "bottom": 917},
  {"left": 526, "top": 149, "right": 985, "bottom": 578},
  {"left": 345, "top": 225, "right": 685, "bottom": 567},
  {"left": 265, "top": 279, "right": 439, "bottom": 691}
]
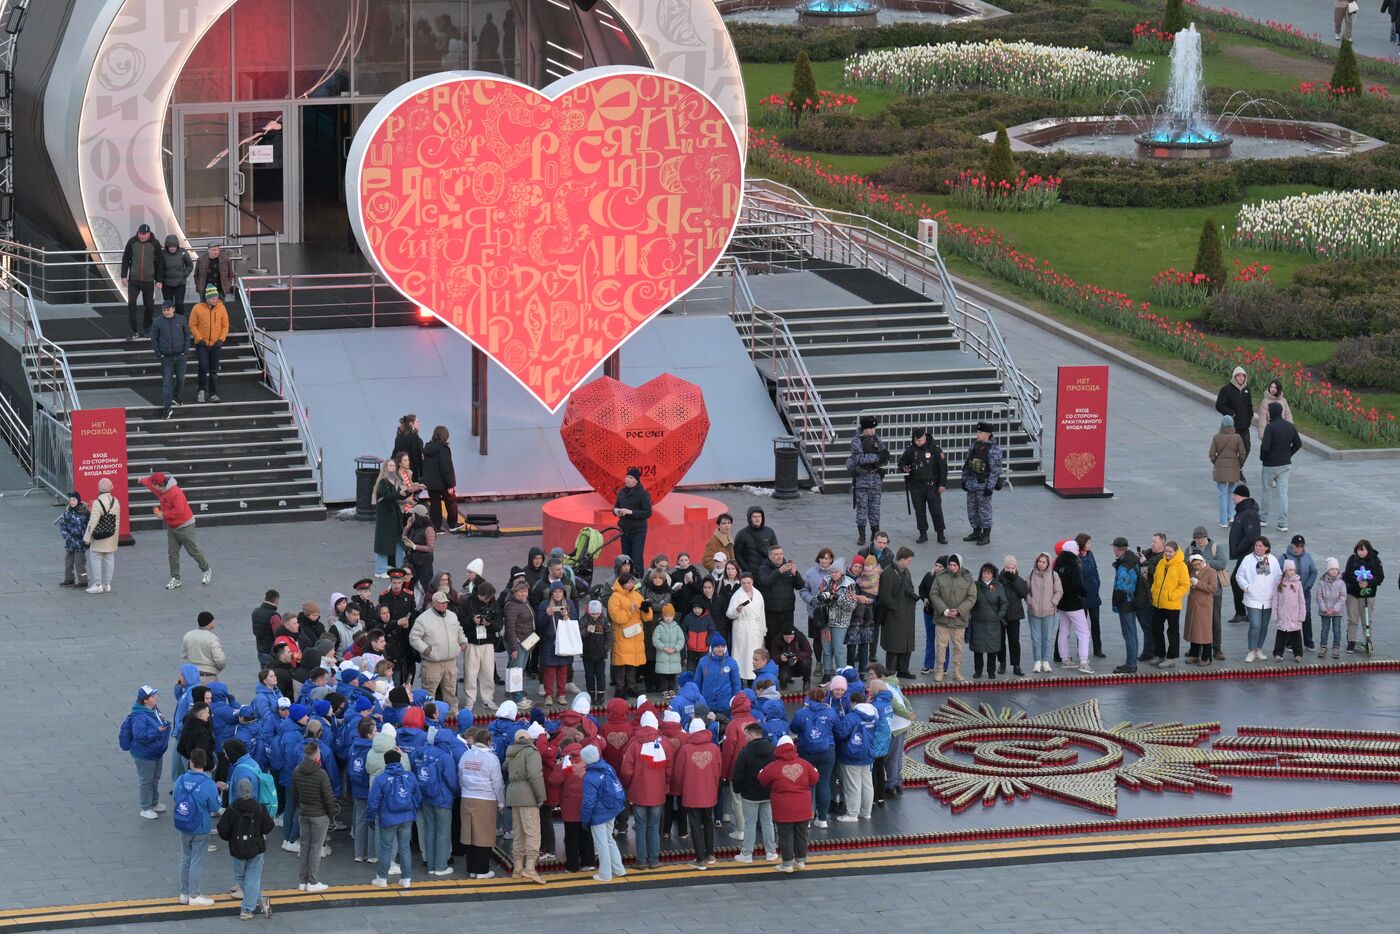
[{"left": 188, "top": 284, "right": 229, "bottom": 403}]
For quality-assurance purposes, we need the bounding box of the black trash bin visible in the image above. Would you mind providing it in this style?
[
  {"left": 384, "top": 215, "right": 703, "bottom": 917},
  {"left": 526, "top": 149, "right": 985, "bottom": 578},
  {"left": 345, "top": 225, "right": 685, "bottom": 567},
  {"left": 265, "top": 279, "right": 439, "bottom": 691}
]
[
  {"left": 355, "top": 455, "right": 384, "bottom": 520},
  {"left": 773, "top": 435, "right": 800, "bottom": 500}
]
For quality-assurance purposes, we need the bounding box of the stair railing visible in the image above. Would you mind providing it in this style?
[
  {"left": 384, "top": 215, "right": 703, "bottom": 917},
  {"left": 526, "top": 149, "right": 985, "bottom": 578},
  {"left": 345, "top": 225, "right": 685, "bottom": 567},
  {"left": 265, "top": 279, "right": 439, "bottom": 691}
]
[
  {"left": 235, "top": 276, "right": 323, "bottom": 502},
  {"left": 0, "top": 263, "right": 80, "bottom": 420},
  {"left": 853, "top": 404, "right": 1022, "bottom": 490},
  {"left": 740, "top": 180, "right": 1043, "bottom": 467},
  {"left": 726, "top": 258, "right": 835, "bottom": 488}
]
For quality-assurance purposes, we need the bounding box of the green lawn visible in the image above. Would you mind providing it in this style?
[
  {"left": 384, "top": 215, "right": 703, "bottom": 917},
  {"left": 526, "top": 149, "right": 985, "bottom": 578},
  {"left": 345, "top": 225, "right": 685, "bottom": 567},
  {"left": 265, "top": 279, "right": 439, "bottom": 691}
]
[{"left": 743, "top": 60, "right": 904, "bottom": 117}]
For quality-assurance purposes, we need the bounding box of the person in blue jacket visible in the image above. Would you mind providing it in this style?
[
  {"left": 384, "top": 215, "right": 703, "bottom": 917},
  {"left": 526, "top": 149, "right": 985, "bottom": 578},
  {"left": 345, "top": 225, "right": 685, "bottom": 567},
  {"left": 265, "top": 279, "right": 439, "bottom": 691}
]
[
  {"left": 674, "top": 676, "right": 703, "bottom": 724},
  {"left": 694, "top": 633, "right": 740, "bottom": 716},
  {"left": 120, "top": 685, "right": 172, "bottom": 819},
  {"left": 758, "top": 696, "right": 790, "bottom": 746},
  {"left": 345, "top": 717, "right": 377, "bottom": 862},
  {"left": 410, "top": 723, "right": 461, "bottom": 875},
  {"left": 208, "top": 682, "right": 239, "bottom": 752},
  {"left": 231, "top": 706, "right": 264, "bottom": 770},
  {"left": 834, "top": 702, "right": 878, "bottom": 823},
  {"left": 752, "top": 649, "right": 779, "bottom": 690},
  {"left": 366, "top": 749, "right": 421, "bottom": 888},
  {"left": 578, "top": 744, "right": 627, "bottom": 882},
  {"left": 788, "top": 687, "right": 838, "bottom": 827},
  {"left": 171, "top": 680, "right": 208, "bottom": 783},
  {"left": 172, "top": 747, "right": 223, "bottom": 906},
  {"left": 271, "top": 704, "right": 310, "bottom": 850},
  {"left": 223, "top": 738, "right": 266, "bottom": 811},
  {"left": 338, "top": 696, "right": 374, "bottom": 761},
  {"left": 489, "top": 700, "right": 525, "bottom": 761},
  {"left": 867, "top": 685, "right": 894, "bottom": 807}
]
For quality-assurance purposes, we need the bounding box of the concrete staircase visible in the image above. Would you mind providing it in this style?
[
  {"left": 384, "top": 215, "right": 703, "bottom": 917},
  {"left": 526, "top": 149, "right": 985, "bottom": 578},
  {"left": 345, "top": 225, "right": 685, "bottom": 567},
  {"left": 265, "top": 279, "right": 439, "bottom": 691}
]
[{"left": 27, "top": 330, "right": 324, "bottom": 531}]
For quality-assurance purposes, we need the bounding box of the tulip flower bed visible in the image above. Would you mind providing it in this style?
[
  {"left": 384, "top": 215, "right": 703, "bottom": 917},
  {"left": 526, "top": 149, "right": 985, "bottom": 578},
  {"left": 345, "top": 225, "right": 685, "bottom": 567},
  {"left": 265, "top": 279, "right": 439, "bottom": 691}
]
[
  {"left": 1149, "top": 260, "right": 1273, "bottom": 307},
  {"left": 1131, "top": 22, "right": 1176, "bottom": 55},
  {"left": 945, "top": 169, "right": 1062, "bottom": 212},
  {"left": 756, "top": 90, "right": 860, "bottom": 128},
  {"left": 747, "top": 130, "right": 1400, "bottom": 443},
  {"left": 844, "top": 41, "right": 1150, "bottom": 101},
  {"left": 1234, "top": 190, "right": 1400, "bottom": 260}
]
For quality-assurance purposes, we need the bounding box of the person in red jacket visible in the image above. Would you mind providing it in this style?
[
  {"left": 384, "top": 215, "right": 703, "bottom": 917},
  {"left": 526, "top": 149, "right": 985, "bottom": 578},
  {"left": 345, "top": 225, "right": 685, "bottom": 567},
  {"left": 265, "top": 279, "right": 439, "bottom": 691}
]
[
  {"left": 620, "top": 710, "right": 670, "bottom": 870},
  {"left": 599, "top": 697, "right": 634, "bottom": 835},
  {"left": 675, "top": 718, "right": 722, "bottom": 869},
  {"left": 140, "top": 471, "right": 212, "bottom": 590},
  {"left": 554, "top": 693, "right": 599, "bottom": 748},
  {"left": 551, "top": 740, "right": 598, "bottom": 873},
  {"left": 720, "top": 693, "right": 757, "bottom": 843},
  {"left": 759, "top": 735, "right": 819, "bottom": 872},
  {"left": 658, "top": 710, "right": 686, "bottom": 840}
]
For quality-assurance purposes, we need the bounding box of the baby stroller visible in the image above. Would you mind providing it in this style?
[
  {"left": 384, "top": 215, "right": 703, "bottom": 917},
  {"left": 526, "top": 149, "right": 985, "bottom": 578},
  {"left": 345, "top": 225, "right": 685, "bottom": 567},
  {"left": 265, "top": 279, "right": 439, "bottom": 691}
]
[{"left": 563, "top": 525, "right": 620, "bottom": 590}]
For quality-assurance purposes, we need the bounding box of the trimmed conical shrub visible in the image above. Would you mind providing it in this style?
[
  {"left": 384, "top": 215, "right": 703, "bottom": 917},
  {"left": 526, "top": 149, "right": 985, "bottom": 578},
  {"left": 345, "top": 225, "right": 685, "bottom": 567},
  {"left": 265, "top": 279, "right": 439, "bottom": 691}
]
[
  {"left": 1331, "top": 38, "right": 1360, "bottom": 94},
  {"left": 985, "top": 126, "right": 1018, "bottom": 185},
  {"left": 789, "top": 50, "right": 818, "bottom": 119},
  {"left": 1162, "top": 0, "right": 1189, "bottom": 33},
  {"left": 1193, "top": 217, "right": 1227, "bottom": 293}
]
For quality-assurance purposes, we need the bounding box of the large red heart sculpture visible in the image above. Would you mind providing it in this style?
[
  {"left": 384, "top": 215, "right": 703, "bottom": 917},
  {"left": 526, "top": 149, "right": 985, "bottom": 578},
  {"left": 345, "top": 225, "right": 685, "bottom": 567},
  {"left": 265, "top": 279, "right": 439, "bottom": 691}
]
[
  {"left": 559, "top": 375, "right": 709, "bottom": 502},
  {"left": 348, "top": 69, "right": 744, "bottom": 412}
]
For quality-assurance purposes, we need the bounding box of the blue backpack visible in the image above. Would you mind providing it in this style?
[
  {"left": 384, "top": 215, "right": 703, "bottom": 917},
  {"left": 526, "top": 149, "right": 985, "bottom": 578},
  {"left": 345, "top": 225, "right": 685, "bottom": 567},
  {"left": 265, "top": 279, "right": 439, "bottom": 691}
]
[
  {"left": 172, "top": 774, "right": 204, "bottom": 831},
  {"left": 348, "top": 747, "right": 369, "bottom": 785},
  {"left": 597, "top": 771, "right": 626, "bottom": 815},
  {"left": 257, "top": 771, "right": 281, "bottom": 818}
]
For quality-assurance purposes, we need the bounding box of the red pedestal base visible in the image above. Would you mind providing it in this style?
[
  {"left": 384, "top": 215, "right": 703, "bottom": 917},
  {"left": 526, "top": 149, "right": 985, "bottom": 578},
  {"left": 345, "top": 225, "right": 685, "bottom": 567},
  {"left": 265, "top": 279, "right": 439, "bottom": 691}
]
[{"left": 542, "top": 492, "right": 729, "bottom": 569}]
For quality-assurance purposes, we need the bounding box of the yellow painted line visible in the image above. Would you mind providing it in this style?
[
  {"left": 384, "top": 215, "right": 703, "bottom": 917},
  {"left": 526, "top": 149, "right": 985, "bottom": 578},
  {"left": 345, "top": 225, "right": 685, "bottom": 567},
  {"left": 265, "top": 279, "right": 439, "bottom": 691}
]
[{"left": 7, "top": 818, "right": 1400, "bottom": 927}]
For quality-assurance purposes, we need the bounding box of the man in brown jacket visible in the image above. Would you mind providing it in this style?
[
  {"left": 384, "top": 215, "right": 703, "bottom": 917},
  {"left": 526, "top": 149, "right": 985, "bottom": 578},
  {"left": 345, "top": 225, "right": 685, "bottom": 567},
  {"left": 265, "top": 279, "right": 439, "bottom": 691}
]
[
  {"left": 502, "top": 579, "right": 535, "bottom": 703},
  {"left": 292, "top": 743, "right": 337, "bottom": 891}
]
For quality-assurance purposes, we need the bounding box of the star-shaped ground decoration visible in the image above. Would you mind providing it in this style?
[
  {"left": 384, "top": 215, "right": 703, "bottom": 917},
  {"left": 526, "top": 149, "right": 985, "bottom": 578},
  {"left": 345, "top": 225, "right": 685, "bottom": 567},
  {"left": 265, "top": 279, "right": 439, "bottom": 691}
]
[{"left": 902, "top": 698, "right": 1274, "bottom": 814}]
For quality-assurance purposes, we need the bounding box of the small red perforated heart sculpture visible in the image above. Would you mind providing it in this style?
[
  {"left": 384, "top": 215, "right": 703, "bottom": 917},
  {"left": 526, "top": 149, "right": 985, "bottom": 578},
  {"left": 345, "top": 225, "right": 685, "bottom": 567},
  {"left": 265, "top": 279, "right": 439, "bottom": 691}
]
[
  {"left": 348, "top": 68, "right": 744, "bottom": 412},
  {"left": 559, "top": 375, "right": 710, "bottom": 502}
]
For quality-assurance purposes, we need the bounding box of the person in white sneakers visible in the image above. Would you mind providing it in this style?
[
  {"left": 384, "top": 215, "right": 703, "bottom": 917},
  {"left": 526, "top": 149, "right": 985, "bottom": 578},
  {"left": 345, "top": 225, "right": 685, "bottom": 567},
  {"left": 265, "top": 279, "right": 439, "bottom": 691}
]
[
  {"left": 139, "top": 471, "right": 212, "bottom": 589},
  {"left": 83, "top": 477, "right": 121, "bottom": 593},
  {"left": 1236, "top": 536, "right": 1281, "bottom": 662}
]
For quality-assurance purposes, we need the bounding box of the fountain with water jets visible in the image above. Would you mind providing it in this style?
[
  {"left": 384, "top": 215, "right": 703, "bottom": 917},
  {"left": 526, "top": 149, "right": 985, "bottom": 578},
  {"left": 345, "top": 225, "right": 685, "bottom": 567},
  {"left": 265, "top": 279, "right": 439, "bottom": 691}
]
[{"left": 1135, "top": 23, "right": 1233, "bottom": 158}]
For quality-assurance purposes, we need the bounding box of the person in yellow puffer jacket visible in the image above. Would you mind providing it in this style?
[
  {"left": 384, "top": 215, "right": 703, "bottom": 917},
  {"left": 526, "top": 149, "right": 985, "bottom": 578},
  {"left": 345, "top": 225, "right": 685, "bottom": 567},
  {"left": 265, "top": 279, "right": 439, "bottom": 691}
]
[
  {"left": 189, "top": 284, "right": 229, "bottom": 403},
  {"left": 1149, "top": 541, "right": 1191, "bottom": 668},
  {"left": 609, "top": 574, "right": 653, "bottom": 699}
]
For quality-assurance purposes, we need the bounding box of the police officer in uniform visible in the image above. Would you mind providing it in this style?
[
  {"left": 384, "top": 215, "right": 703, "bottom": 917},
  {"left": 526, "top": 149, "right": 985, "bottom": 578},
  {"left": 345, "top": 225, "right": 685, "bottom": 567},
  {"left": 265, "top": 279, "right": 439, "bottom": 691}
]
[
  {"left": 379, "top": 568, "right": 418, "bottom": 685},
  {"left": 847, "top": 414, "right": 890, "bottom": 546},
  {"left": 961, "top": 421, "right": 1003, "bottom": 547},
  {"left": 898, "top": 426, "right": 948, "bottom": 545}
]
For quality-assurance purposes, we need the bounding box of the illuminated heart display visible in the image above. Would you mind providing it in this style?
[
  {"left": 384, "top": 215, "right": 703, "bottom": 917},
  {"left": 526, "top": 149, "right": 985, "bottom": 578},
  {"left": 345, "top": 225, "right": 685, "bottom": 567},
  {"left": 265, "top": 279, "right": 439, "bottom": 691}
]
[
  {"left": 559, "top": 374, "right": 710, "bottom": 502},
  {"left": 347, "top": 68, "right": 744, "bottom": 412}
]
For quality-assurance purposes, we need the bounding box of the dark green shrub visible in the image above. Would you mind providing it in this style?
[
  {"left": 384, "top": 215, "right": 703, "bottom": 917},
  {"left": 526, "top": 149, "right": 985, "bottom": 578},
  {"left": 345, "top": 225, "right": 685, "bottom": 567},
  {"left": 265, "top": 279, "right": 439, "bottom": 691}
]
[
  {"left": 1193, "top": 217, "right": 1227, "bottom": 292},
  {"left": 1329, "top": 332, "right": 1400, "bottom": 391},
  {"left": 1332, "top": 38, "right": 1361, "bottom": 92},
  {"left": 1161, "top": 0, "right": 1189, "bottom": 33},
  {"left": 985, "top": 127, "right": 1018, "bottom": 183},
  {"left": 790, "top": 50, "right": 819, "bottom": 117}
]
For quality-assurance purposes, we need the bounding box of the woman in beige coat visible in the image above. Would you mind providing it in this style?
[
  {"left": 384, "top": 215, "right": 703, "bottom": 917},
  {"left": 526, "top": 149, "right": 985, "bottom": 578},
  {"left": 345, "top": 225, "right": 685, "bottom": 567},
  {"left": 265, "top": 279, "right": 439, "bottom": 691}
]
[
  {"left": 83, "top": 477, "right": 121, "bottom": 593},
  {"left": 1183, "top": 553, "right": 1220, "bottom": 665},
  {"left": 1255, "top": 379, "right": 1293, "bottom": 439},
  {"left": 1208, "top": 415, "right": 1246, "bottom": 528}
]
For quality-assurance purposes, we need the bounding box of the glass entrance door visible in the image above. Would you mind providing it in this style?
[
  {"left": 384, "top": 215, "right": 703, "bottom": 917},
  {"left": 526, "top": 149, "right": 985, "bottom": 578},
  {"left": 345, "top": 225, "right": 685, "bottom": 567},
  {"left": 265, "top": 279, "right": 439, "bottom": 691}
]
[{"left": 175, "top": 105, "right": 294, "bottom": 243}]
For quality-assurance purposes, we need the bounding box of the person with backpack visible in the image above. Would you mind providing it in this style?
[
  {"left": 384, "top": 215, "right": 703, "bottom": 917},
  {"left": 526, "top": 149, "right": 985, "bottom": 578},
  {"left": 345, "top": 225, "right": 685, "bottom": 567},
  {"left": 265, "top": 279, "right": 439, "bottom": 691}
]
[
  {"left": 961, "top": 421, "right": 1004, "bottom": 547},
  {"left": 217, "top": 777, "right": 275, "bottom": 919},
  {"left": 847, "top": 414, "right": 889, "bottom": 547},
  {"left": 367, "top": 749, "right": 421, "bottom": 888},
  {"left": 834, "top": 702, "right": 878, "bottom": 822},
  {"left": 83, "top": 477, "right": 121, "bottom": 594},
  {"left": 579, "top": 744, "right": 627, "bottom": 881},
  {"left": 172, "top": 747, "right": 222, "bottom": 906},
  {"left": 410, "top": 720, "right": 460, "bottom": 877},
  {"left": 121, "top": 685, "right": 172, "bottom": 819}
]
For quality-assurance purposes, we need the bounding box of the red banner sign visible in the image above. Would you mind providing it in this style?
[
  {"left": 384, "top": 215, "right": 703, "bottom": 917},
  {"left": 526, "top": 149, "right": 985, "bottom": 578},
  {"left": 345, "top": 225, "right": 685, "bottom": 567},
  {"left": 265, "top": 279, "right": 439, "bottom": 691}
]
[
  {"left": 71, "top": 408, "right": 131, "bottom": 541},
  {"left": 1051, "top": 365, "right": 1109, "bottom": 495}
]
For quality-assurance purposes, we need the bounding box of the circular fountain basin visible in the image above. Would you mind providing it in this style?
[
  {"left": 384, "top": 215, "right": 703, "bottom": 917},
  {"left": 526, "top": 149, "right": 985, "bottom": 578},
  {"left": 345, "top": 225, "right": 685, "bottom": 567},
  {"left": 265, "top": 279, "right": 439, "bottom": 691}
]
[
  {"left": 1133, "top": 131, "right": 1234, "bottom": 160},
  {"left": 798, "top": 0, "right": 879, "bottom": 26}
]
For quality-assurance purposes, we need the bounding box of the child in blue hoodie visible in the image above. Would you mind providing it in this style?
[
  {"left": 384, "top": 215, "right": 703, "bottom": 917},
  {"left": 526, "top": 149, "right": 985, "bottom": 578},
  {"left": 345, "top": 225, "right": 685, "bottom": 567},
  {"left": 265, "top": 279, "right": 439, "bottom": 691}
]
[
  {"left": 120, "top": 685, "right": 172, "bottom": 819},
  {"left": 346, "top": 717, "right": 377, "bottom": 862},
  {"left": 834, "top": 702, "right": 878, "bottom": 823},
  {"left": 367, "top": 749, "right": 422, "bottom": 889},
  {"left": 788, "top": 687, "right": 837, "bottom": 827},
  {"left": 172, "top": 748, "right": 223, "bottom": 906}
]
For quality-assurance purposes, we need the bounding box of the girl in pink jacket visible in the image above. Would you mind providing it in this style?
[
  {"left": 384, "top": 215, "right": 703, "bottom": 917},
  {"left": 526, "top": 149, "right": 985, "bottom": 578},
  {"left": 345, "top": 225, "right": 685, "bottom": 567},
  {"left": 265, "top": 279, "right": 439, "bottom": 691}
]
[{"left": 1271, "top": 559, "right": 1307, "bottom": 662}]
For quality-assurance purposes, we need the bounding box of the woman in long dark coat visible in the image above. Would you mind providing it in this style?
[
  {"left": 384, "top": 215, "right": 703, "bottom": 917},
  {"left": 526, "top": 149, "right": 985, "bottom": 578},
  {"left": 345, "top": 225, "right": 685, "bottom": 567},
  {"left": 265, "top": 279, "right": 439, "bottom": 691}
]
[{"left": 373, "top": 459, "right": 408, "bottom": 577}]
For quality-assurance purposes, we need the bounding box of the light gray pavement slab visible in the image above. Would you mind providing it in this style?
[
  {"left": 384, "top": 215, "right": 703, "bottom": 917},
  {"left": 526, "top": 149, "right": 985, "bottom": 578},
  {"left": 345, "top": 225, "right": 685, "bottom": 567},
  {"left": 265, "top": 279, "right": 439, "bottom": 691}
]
[{"left": 1196, "top": 0, "right": 1400, "bottom": 63}]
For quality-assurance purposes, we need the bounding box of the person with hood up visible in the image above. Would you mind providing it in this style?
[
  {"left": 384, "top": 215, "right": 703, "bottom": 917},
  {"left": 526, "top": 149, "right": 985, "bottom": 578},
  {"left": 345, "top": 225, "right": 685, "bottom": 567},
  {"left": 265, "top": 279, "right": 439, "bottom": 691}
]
[
  {"left": 727, "top": 571, "right": 767, "bottom": 682},
  {"left": 170, "top": 667, "right": 204, "bottom": 777},
  {"left": 1258, "top": 400, "right": 1302, "bottom": 533},
  {"left": 82, "top": 477, "right": 121, "bottom": 593},
  {"left": 545, "top": 735, "right": 595, "bottom": 872},
  {"left": 613, "top": 467, "right": 653, "bottom": 567},
  {"left": 676, "top": 718, "right": 722, "bottom": 869},
  {"left": 682, "top": 596, "right": 717, "bottom": 673},
  {"left": 59, "top": 491, "right": 90, "bottom": 588},
  {"left": 759, "top": 736, "right": 819, "bottom": 872},
  {"left": 1317, "top": 557, "right": 1347, "bottom": 659},
  {"left": 651, "top": 603, "right": 685, "bottom": 697},
  {"left": 1228, "top": 485, "right": 1262, "bottom": 621},
  {"left": 156, "top": 233, "right": 193, "bottom": 316},
  {"left": 620, "top": 710, "right": 671, "bottom": 869},
  {"left": 120, "top": 685, "right": 172, "bottom": 818},
  {"left": 695, "top": 634, "right": 741, "bottom": 716},
  {"left": 789, "top": 687, "right": 837, "bottom": 827},
  {"left": 1215, "top": 365, "right": 1255, "bottom": 461},
  {"left": 1184, "top": 553, "right": 1220, "bottom": 666},
  {"left": 171, "top": 748, "right": 222, "bottom": 907},
  {"left": 1148, "top": 540, "right": 1191, "bottom": 668},
  {"left": 834, "top": 702, "right": 878, "bottom": 821},
  {"left": 1209, "top": 414, "right": 1246, "bottom": 528},
  {"left": 367, "top": 749, "right": 421, "bottom": 888},
  {"left": 505, "top": 727, "right": 548, "bottom": 883},
  {"left": 1237, "top": 536, "right": 1282, "bottom": 662},
  {"left": 930, "top": 555, "right": 976, "bottom": 682},
  {"left": 580, "top": 743, "right": 628, "bottom": 881},
  {"left": 1271, "top": 558, "right": 1307, "bottom": 663},
  {"left": 1256, "top": 378, "right": 1294, "bottom": 439},
  {"left": 1054, "top": 541, "right": 1093, "bottom": 674},
  {"left": 217, "top": 777, "right": 275, "bottom": 919},
  {"left": 720, "top": 692, "right": 758, "bottom": 842},
  {"left": 734, "top": 507, "right": 779, "bottom": 575},
  {"left": 730, "top": 720, "right": 778, "bottom": 863},
  {"left": 608, "top": 574, "right": 651, "bottom": 699},
  {"left": 970, "top": 563, "right": 1008, "bottom": 679},
  {"left": 457, "top": 727, "right": 505, "bottom": 879},
  {"left": 140, "top": 471, "right": 211, "bottom": 590}
]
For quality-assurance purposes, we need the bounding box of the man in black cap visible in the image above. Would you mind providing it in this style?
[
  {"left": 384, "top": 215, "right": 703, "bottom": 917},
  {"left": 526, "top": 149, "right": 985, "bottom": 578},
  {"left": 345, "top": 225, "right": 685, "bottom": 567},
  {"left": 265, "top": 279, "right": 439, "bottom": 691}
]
[
  {"left": 1227, "top": 484, "right": 1261, "bottom": 622},
  {"left": 960, "top": 422, "right": 1003, "bottom": 547},
  {"left": 379, "top": 569, "right": 418, "bottom": 685},
  {"left": 613, "top": 466, "right": 653, "bottom": 568},
  {"left": 349, "top": 578, "right": 378, "bottom": 624},
  {"left": 846, "top": 414, "right": 889, "bottom": 546},
  {"left": 898, "top": 427, "right": 948, "bottom": 545},
  {"left": 121, "top": 223, "right": 160, "bottom": 340}
]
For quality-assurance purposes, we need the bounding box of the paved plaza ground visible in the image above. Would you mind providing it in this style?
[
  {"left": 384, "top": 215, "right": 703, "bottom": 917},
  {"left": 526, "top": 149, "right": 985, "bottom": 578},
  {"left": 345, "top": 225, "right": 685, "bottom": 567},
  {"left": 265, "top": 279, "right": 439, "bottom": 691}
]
[{"left": 5, "top": 290, "right": 1400, "bottom": 930}]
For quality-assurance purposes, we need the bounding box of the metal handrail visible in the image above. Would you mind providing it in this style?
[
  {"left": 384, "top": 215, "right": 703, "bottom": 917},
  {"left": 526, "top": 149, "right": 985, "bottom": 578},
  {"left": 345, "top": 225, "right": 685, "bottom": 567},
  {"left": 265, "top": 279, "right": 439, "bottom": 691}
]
[
  {"left": 240, "top": 273, "right": 417, "bottom": 331},
  {"left": 0, "top": 265, "right": 80, "bottom": 420},
  {"left": 741, "top": 180, "right": 1044, "bottom": 462},
  {"left": 222, "top": 197, "right": 282, "bottom": 281},
  {"left": 0, "top": 236, "right": 243, "bottom": 303},
  {"left": 235, "top": 276, "right": 323, "bottom": 500},
  {"left": 727, "top": 259, "right": 836, "bottom": 487},
  {"left": 0, "top": 386, "right": 32, "bottom": 476},
  {"left": 854, "top": 403, "right": 1026, "bottom": 491}
]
